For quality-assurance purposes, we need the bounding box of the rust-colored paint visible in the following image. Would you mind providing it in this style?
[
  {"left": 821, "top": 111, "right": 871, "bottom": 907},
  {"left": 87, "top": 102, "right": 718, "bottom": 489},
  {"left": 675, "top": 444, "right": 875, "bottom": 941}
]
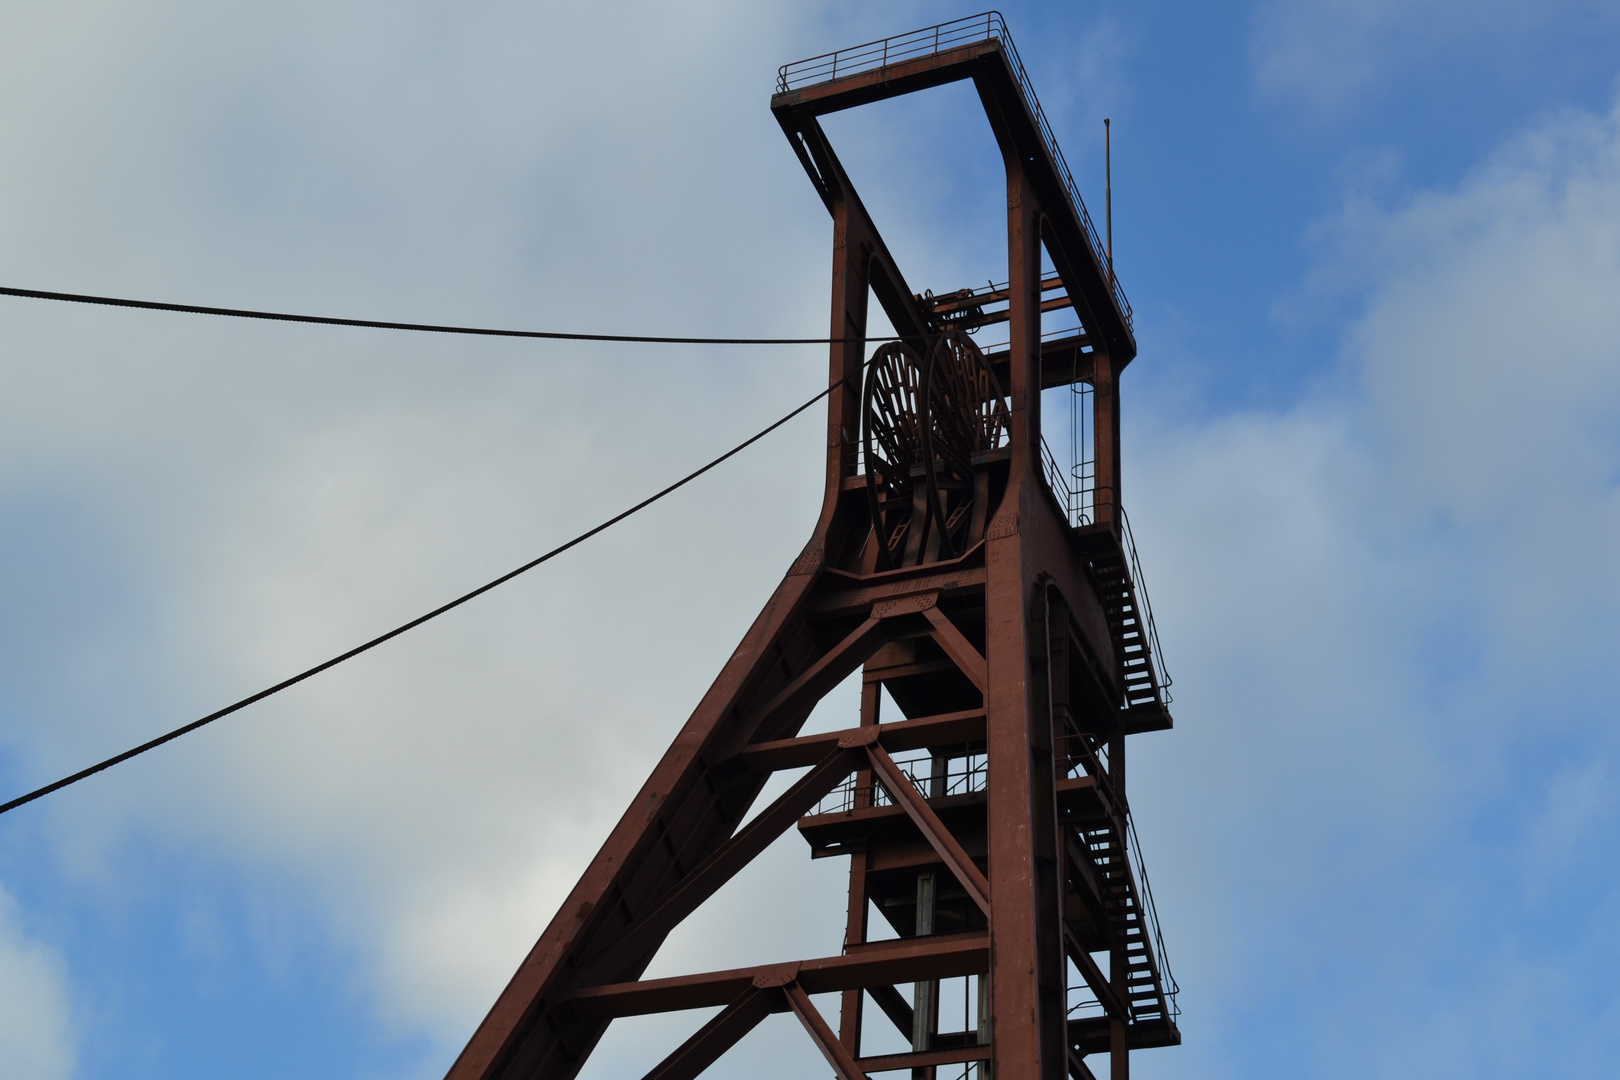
[{"left": 446, "top": 18, "right": 1177, "bottom": 1080}]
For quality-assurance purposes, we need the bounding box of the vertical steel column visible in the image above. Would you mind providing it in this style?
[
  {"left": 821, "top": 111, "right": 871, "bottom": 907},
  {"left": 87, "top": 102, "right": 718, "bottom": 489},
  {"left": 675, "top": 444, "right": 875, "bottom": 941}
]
[
  {"left": 912, "top": 871, "right": 938, "bottom": 1080},
  {"left": 1043, "top": 584, "right": 1075, "bottom": 1061},
  {"left": 794, "top": 126, "right": 875, "bottom": 587},
  {"left": 821, "top": 165, "right": 872, "bottom": 516},
  {"left": 839, "top": 680, "right": 882, "bottom": 1056},
  {"left": 1091, "top": 349, "right": 1119, "bottom": 531},
  {"left": 984, "top": 159, "right": 1066, "bottom": 1080},
  {"left": 912, "top": 750, "right": 950, "bottom": 1080},
  {"left": 1108, "top": 731, "right": 1128, "bottom": 1080},
  {"left": 976, "top": 975, "right": 991, "bottom": 1079}
]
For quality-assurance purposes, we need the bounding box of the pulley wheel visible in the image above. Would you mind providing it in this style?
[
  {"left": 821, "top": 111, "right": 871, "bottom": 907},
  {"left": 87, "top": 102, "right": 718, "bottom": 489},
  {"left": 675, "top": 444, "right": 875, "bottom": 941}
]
[
  {"left": 920, "top": 329, "right": 1010, "bottom": 558},
  {"left": 861, "top": 341, "right": 926, "bottom": 569}
]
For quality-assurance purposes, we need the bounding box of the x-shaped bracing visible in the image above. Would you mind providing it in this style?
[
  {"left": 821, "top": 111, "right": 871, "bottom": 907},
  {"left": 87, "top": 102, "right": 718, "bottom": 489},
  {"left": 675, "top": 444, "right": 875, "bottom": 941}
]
[{"left": 563, "top": 596, "right": 993, "bottom": 1075}]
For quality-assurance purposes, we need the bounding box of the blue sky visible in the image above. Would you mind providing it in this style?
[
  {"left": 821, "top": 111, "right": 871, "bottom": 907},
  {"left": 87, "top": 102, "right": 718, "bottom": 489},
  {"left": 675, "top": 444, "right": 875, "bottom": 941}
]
[{"left": 3, "top": 2, "right": 1620, "bottom": 1078}]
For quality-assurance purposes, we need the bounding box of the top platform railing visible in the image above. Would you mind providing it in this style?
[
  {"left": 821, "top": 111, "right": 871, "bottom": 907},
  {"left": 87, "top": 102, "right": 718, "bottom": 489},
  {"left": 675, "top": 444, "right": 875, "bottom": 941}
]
[{"left": 777, "top": 12, "right": 1133, "bottom": 329}]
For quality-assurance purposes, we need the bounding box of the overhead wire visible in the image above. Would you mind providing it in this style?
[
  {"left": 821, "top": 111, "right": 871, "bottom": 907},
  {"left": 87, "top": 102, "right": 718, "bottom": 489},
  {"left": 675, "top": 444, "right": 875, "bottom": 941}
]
[
  {"left": 0, "top": 377, "right": 843, "bottom": 817},
  {"left": 0, "top": 285, "right": 904, "bottom": 346}
]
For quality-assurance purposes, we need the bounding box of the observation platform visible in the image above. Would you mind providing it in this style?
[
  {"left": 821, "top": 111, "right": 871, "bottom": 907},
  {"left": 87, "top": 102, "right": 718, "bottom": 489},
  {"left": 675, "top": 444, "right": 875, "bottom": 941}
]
[{"left": 772, "top": 11, "right": 1137, "bottom": 366}]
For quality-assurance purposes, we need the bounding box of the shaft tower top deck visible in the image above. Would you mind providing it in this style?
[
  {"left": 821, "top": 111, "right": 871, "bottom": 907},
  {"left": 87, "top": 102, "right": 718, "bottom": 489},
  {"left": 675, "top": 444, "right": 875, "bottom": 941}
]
[{"left": 447, "top": 14, "right": 1179, "bottom": 1080}]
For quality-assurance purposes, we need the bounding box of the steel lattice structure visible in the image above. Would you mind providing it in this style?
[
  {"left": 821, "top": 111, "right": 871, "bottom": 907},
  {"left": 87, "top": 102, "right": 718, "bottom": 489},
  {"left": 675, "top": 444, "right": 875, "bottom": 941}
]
[{"left": 446, "top": 14, "right": 1179, "bottom": 1080}]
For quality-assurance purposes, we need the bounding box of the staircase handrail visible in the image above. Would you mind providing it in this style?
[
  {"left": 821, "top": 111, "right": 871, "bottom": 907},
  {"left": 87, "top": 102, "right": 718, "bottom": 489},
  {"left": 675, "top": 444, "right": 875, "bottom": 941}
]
[
  {"left": 1126, "top": 811, "right": 1181, "bottom": 1022},
  {"left": 1040, "top": 434, "right": 1089, "bottom": 526},
  {"left": 1039, "top": 444, "right": 1171, "bottom": 706},
  {"left": 1116, "top": 503, "right": 1172, "bottom": 701}
]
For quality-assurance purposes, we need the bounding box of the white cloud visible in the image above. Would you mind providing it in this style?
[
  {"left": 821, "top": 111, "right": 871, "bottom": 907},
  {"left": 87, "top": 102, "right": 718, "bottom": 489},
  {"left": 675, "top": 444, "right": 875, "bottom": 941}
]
[
  {"left": 5, "top": 3, "right": 1620, "bottom": 1077},
  {"left": 1248, "top": 0, "right": 1618, "bottom": 115},
  {"left": 0, "top": 888, "right": 73, "bottom": 1080},
  {"left": 1125, "top": 88, "right": 1620, "bottom": 1078},
  {"left": 1251, "top": 0, "right": 1451, "bottom": 112},
  {"left": 1, "top": 5, "right": 1107, "bottom": 1071},
  {"left": 0, "top": 0, "right": 840, "bottom": 1060}
]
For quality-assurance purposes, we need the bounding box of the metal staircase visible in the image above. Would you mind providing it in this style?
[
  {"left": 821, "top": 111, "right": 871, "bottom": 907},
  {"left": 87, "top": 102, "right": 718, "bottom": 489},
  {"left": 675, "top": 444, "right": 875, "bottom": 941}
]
[{"left": 1074, "top": 521, "right": 1172, "bottom": 730}]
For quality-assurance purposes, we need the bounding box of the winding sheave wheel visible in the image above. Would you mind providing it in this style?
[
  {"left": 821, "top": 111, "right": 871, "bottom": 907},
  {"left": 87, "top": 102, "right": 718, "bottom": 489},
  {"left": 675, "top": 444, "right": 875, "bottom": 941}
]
[
  {"left": 921, "top": 329, "right": 1011, "bottom": 559},
  {"left": 861, "top": 341, "right": 927, "bottom": 569},
  {"left": 861, "top": 330, "right": 1010, "bottom": 569}
]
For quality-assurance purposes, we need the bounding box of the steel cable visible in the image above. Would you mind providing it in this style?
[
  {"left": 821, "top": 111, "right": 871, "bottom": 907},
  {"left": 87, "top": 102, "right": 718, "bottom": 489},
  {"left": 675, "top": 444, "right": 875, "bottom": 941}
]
[
  {"left": 0, "top": 285, "right": 901, "bottom": 345},
  {"left": 0, "top": 380, "right": 837, "bottom": 817}
]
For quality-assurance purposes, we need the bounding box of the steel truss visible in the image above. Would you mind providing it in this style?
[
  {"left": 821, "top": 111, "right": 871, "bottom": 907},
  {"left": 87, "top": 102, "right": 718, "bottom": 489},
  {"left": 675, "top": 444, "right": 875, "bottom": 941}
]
[{"left": 447, "top": 16, "right": 1178, "bottom": 1080}]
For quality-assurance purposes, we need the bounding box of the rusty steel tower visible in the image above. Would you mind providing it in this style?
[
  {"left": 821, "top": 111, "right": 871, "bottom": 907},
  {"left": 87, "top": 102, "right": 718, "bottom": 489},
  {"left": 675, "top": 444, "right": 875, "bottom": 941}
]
[{"left": 447, "top": 14, "right": 1179, "bottom": 1080}]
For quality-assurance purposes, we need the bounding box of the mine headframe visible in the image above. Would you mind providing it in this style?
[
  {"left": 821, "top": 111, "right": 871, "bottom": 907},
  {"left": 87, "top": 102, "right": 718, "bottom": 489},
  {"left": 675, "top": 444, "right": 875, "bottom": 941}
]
[{"left": 445, "top": 14, "right": 1178, "bottom": 1080}]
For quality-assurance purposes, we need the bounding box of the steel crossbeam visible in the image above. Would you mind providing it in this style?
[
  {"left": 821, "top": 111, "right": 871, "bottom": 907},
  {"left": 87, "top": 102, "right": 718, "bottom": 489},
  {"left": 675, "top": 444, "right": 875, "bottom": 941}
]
[
  {"left": 570, "top": 933, "right": 990, "bottom": 1018},
  {"left": 736, "top": 708, "right": 986, "bottom": 773}
]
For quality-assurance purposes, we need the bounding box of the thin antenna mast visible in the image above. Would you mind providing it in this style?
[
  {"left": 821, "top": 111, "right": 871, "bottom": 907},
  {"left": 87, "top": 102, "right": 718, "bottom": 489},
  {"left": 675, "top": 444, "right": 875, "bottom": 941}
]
[{"left": 1105, "top": 117, "right": 1114, "bottom": 288}]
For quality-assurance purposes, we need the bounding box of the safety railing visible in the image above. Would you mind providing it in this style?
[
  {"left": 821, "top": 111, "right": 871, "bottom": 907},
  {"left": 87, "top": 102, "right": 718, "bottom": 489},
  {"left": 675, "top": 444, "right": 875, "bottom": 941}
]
[
  {"left": 776, "top": 12, "right": 1001, "bottom": 90},
  {"left": 1127, "top": 810, "right": 1181, "bottom": 1023},
  {"left": 1118, "top": 504, "right": 1172, "bottom": 701},
  {"left": 777, "top": 12, "right": 1132, "bottom": 329},
  {"left": 1040, "top": 427, "right": 1096, "bottom": 530},
  {"left": 811, "top": 749, "right": 987, "bottom": 816},
  {"left": 1037, "top": 447, "right": 1172, "bottom": 707},
  {"left": 1066, "top": 988, "right": 1104, "bottom": 1019},
  {"left": 1041, "top": 435, "right": 1091, "bottom": 527},
  {"left": 807, "top": 736, "right": 1177, "bottom": 1024},
  {"left": 1053, "top": 730, "right": 1179, "bottom": 1024}
]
